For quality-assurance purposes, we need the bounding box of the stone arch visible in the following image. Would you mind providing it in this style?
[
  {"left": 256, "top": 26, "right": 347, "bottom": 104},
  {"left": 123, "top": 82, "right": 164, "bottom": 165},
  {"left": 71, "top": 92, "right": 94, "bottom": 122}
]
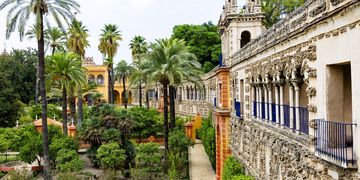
[
  {"left": 241, "top": 30, "right": 251, "bottom": 48},
  {"left": 114, "top": 90, "right": 120, "bottom": 105}
]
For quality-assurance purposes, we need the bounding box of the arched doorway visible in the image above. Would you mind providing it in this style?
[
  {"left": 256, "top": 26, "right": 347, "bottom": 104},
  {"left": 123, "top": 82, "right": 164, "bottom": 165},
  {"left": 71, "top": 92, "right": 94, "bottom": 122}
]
[
  {"left": 114, "top": 90, "right": 120, "bottom": 105},
  {"left": 241, "top": 31, "right": 251, "bottom": 48}
]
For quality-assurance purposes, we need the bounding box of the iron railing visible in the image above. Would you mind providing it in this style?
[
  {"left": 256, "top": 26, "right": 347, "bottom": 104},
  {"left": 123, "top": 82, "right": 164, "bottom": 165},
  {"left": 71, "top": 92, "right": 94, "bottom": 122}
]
[
  {"left": 315, "top": 119, "right": 357, "bottom": 167},
  {"left": 282, "top": 105, "right": 290, "bottom": 128}
]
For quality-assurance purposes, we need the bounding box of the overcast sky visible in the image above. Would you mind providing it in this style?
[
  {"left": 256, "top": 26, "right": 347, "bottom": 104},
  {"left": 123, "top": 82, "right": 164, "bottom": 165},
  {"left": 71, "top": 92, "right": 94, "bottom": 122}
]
[{"left": 0, "top": 0, "right": 239, "bottom": 65}]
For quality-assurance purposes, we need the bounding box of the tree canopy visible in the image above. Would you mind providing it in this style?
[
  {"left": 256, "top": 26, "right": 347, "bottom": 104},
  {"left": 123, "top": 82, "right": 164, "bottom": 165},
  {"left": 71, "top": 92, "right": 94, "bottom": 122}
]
[{"left": 171, "top": 22, "right": 221, "bottom": 73}]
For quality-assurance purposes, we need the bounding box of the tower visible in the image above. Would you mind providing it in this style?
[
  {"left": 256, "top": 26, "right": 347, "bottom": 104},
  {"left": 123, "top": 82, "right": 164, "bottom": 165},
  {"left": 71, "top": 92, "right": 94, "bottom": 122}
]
[{"left": 219, "top": 0, "right": 265, "bottom": 66}]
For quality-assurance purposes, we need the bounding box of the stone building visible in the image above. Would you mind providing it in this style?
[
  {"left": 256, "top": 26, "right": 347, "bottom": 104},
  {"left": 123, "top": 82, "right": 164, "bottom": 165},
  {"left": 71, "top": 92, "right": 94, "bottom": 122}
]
[
  {"left": 82, "top": 57, "right": 133, "bottom": 105},
  {"left": 156, "top": 0, "right": 360, "bottom": 179}
]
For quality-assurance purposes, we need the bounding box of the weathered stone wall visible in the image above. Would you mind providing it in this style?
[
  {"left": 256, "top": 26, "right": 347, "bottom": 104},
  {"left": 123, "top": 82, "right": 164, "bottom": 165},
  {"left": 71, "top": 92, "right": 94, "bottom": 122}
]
[{"left": 230, "top": 118, "right": 359, "bottom": 179}]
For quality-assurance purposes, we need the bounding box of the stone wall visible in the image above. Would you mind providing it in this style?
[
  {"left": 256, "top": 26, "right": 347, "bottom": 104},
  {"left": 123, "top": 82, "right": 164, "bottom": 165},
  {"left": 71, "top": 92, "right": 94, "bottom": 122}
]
[{"left": 230, "top": 118, "right": 359, "bottom": 179}]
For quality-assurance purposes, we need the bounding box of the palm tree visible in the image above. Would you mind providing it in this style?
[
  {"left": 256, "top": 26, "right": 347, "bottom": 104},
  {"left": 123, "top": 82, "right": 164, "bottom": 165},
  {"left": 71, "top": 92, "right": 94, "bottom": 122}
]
[
  {"left": 115, "top": 60, "right": 133, "bottom": 109},
  {"left": 129, "top": 36, "right": 148, "bottom": 107},
  {"left": 1, "top": 0, "right": 80, "bottom": 178},
  {"left": 130, "top": 57, "right": 150, "bottom": 109},
  {"left": 46, "top": 52, "right": 87, "bottom": 135},
  {"left": 67, "top": 19, "right": 90, "bottom": 124},
  {"left": 143, "top": 38, "right": 202, "bottom": 152},
  {"left": 45, "top": 27, "right": 67, "bottom": 55},
  {"left": 98, "top": 24, "right": 122, "bottom": 104}
]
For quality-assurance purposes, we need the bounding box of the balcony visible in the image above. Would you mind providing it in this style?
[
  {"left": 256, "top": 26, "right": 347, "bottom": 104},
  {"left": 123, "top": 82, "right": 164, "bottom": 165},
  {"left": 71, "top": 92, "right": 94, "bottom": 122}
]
[{"left": 315, "top": 119, "right": 357, "bottom": 168}]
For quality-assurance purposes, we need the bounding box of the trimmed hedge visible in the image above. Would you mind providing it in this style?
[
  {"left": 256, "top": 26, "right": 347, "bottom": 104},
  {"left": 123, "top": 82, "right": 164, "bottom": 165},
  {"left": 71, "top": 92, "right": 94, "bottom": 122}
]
[
  {"left": 222, "top": 156, "right": 254, "bottom": 180},
  {"left": 198, "top": 115, "right": 216, "bottom": 169}
]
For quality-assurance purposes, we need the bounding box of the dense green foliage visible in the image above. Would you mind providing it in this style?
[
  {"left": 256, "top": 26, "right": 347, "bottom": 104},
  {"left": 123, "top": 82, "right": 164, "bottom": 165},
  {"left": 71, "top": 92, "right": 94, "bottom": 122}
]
[
  {"left": 198, "top": 115, "right": 216, "bottom": 169},
  {"left": 171, "top": 22, "right": 221, "bottom": 72},
  {"left": 0, "top": 49, "right": 37, "bottom": 104},
  {"left": 222, "top": 156, "right": 254, "bottom": 180},
  {"left": 262, "top": 0, "right": 305, "bottom": 28},
  {"left": 133, "top": 142, "right": 163, "bottom": 179},
  {"left": 97, "top": 142, "right": 126, "bottom": 170},
  {"left": 30, "top": 104, "right": 62, "bottom": 120},
  {"left": 56, "top": 149, "right": 84, "bottom": 172},
  {"left": 0, "top": 75, "right": 21, "bottom": 128},
  {"left": 129, "top": 106, "right": 162, "bottom": 139}
]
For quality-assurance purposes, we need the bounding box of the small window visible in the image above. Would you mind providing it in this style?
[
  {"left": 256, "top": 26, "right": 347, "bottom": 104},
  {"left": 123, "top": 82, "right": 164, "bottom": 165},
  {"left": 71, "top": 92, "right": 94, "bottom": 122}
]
[
  {"left": 88, "top": 75, "right": 95, "bottom": 83},
  {"left": 241, "top": 31, "right": 251, "bottom": 48},
  {"left": 97, "top": 75, "right": 104, "bottom": 85}
]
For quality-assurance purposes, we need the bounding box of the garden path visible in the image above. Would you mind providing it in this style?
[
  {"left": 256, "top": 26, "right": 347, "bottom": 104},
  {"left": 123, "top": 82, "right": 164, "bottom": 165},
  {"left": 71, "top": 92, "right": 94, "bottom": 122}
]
[{"left": 189, "top": 140, "right": 216, "bottom": 180}]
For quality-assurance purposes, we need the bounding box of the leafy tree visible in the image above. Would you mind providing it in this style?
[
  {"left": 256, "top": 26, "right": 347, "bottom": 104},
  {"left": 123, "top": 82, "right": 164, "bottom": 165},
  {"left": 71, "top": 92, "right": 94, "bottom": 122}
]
[
  {"left": 56, "top": 149, "right": 84, "bottom": 172},
  {"left": 98, "top": 24, "right": 122, "bottom": 104},
  {"left": 133, "top": 142, "right": 163, "bottom": 179},
  {"left": 19, "top": 130, "right": 43, "bottom": 166},
  {"left": 169, "top": 129, "right": 192, "bottom": 155},
  {"left": 262, "top": 0, "right": 305, "bottom": 28},
  {"left": 96, "top": 142, "right": 126, "bottom": 170},
  {"left": 0, "top": 49, "right": 37, "bottom": 104},
  {"left": 50, "top": 136, "right": 79, "bottom": 164},
  {"left": 1, "top": 0, "right": 80, "bottom": 177},
  {"left": 29, "top": 104, "right": 62, "bottom": 121},
  {"left": 128, "top": 106, "right": 162, "bottom": 140},
  {"left": 46, "top": 52, "right": 87, "bottom": 135},
  {"left": 115, "top": 60, "right": 133, "bottom": 108},
  {"left": 101, "top": 128, "right": 121, "bottom": 143},
  {"left": 0, "top": 75, "right": 21, "bottom": 127},
  {"left": 171, "top": 22, "right": 221, "bottom": 72}
]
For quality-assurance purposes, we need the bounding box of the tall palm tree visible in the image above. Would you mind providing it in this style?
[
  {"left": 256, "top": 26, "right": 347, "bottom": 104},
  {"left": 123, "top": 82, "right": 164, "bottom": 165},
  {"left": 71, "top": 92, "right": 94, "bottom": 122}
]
[
  {"left": 115, "top": 60, "right": 133, "bottom": 109},
  {"left": 98, "top": 24, "right": 122, "bottom": 104},
  {"left": 45, "top": 27, "right": 67, "bottom": 55},
  {"left": 67, "top": 19, "right": 90, "bottom": 124},
  {"left": 46, "top": 52, "right": 87, "bottom": 135},
  {"left": 129, "top": 36, "right": 148, "bottom": 107},
  {"left": 1, "top": 0, "right": 80, "bottom": 178},
  {"left": 143, "top": 38, "right": 202, "bottom": 152}
]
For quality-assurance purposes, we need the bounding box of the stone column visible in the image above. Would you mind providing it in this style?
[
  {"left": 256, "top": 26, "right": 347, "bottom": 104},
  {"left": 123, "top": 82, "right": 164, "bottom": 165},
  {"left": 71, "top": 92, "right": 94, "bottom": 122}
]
[
  {"left": 251, "top": 85, "right": 256, "bottom": 119},
  {"left": 268, "top": 85, "right": 273, "bottom": 123},
  {"left": 280, "top": 84, "right": 284, "bottom": 127},
  {"left": 259, "top": 85, "right": 263, "bottom": 120},
  {"left": 289, "top": 84, "right": 294, "bottom": 130},
  {"left": 274, "top": 84, "right": 280, "bottom": 125},
  {"left": 294, "top": 83, "right": 301, "bottom": 134},
  {"left": 257, "top": 86, "right": 261, "bottom": 120},
  {"left": 264, "top": 85, "right": 268, "bottom": 121}
]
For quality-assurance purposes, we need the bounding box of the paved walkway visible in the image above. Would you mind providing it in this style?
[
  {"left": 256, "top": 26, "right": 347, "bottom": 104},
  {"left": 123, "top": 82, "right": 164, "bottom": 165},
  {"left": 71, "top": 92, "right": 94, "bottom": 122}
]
[{"left": 189, "top": 140, "right": 216, "bottom": 180}]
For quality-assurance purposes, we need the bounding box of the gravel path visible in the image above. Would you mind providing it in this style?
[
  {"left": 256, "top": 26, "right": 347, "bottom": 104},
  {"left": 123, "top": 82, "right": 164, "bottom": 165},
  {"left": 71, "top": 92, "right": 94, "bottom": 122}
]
[{"left": 189, "top": 140, "right": 216, "bottom": 180}]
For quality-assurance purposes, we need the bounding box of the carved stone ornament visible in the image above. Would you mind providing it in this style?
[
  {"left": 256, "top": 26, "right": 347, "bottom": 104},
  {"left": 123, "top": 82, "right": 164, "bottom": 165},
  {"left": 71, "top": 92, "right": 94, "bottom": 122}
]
[
  {"left": 245, "top": 86, "right": 250, "bottom": 93},
  {"left": 306, "top": 87, "right": 317, "bottom": 98},
  {"left": 307, "top": 45, "right": 317, "bottom": 62},
  {"left": 308, "top": 104, "right": 317, "bottom": 113},
  {"left": 309, "top": 119, "right": 317, "bottom": 129},
  {"left": 307, "top": 68, "right": 317, "bottom": 78}
]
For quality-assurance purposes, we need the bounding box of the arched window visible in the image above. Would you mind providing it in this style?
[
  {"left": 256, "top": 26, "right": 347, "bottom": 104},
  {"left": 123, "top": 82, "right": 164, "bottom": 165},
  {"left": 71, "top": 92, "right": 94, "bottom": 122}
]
[
  {"left": 88, "top": 75, "right": 95, "bottom": 83},
  {"left": 97, "top": 75, "right": 104, "bottom": 85},
  {"left": 241, "top": 31, "right": 251, "bottom": 48}
]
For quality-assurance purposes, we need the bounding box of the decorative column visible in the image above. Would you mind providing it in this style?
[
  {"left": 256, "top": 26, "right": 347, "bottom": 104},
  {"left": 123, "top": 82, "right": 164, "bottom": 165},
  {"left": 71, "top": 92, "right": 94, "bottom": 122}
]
[
  {"left": 251, "top": 85, "right": 256, "bottom": 119},
  {"left": 280, "top": 83, "right": 284, "bottom": 127},
  {"left": 264, "top": 84, "right": 268, "bottom": 120},
  {"left": 259, "top": 85, "right": 263, "bottom": 120},
  {"left": 294, "top": 83, "right": 301, "bottom": 134},
  {"left": 274, "top": 84, "right": 280, "bottom": 125},
  {"left": 289, "top": 84, "right": 294, "bottom": 130},
  {"left": 256, "top": 85, "right": 260, "bottom": 120},
  {"left": 268, "top": 84, "right": 273, "bottom": 123}
]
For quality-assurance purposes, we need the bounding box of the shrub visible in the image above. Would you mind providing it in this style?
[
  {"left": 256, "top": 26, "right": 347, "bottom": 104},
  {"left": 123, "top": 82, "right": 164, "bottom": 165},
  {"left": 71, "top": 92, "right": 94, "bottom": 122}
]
[
  {"left": 222, "top": 156, "right": 253, "bottom": 180},
  {"left": 198, "top": 115, "right": 216, "bottom": 169},
  {"left": 133, "top": 142, "right": 163, "bottom": 179},
  {"left": 96, "top": 143, "right": 126, "bottom": 170},
  {"left": 56, "top": 149, "right": 84, "bottom": 172},
  {"left": 169, "top": 129, "right": 193, "bottom": 154},
  {"left": 101, "top": 128, "right": 121, "bottom": 143},
  {"left": 50, "top": 136, "right": 79, "bottom": 163},
  {"left": 30, "top": 104, "right": 62, "bottom": 120}
]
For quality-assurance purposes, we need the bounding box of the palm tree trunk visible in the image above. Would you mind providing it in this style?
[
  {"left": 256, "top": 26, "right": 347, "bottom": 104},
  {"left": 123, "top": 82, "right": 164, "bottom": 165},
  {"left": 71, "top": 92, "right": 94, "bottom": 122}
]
[
  {"left": 38, "top": 12, "right": 52, "bottom": 180},
  {"left": 111, "top": 67, "right": 115, "bottom": 104},
  {"left": 163, "top": 84, "right": 169, "bottom": 152},
  {"left": 69, "top": 96, "right": 76, "bottom": 121},
  {"left": 169, "top": 86, "right": 176, "bottom": 130},
  {"left": 51, "top": 46, "right": 55, "bottom": 55},
  {"left": 108, "top": 68, "right": 112, "bottom": 104},
  {"left": 35, "top": 72, "right": 39, "bottom": 105},
  {"left": 146, "top": 90, "right": 150, "bottom": 109},
  {"left": 139, "top": 84, "right": 142, "bottom": 107},
  {"left": 62, "top": 87, "right": 68, "bottom": 135},
  {"left": 77, "top": 90, "right": 83, "bottom": 126},
  {"left": 123, "top": 76, "right": 127, "bottom": 109}
]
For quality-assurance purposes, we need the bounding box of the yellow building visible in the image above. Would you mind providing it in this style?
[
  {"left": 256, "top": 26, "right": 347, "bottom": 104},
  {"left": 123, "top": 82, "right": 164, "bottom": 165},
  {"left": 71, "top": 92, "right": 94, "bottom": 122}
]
[{"left": 83, "top": 57, "right": 132, "bottom": 105}]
